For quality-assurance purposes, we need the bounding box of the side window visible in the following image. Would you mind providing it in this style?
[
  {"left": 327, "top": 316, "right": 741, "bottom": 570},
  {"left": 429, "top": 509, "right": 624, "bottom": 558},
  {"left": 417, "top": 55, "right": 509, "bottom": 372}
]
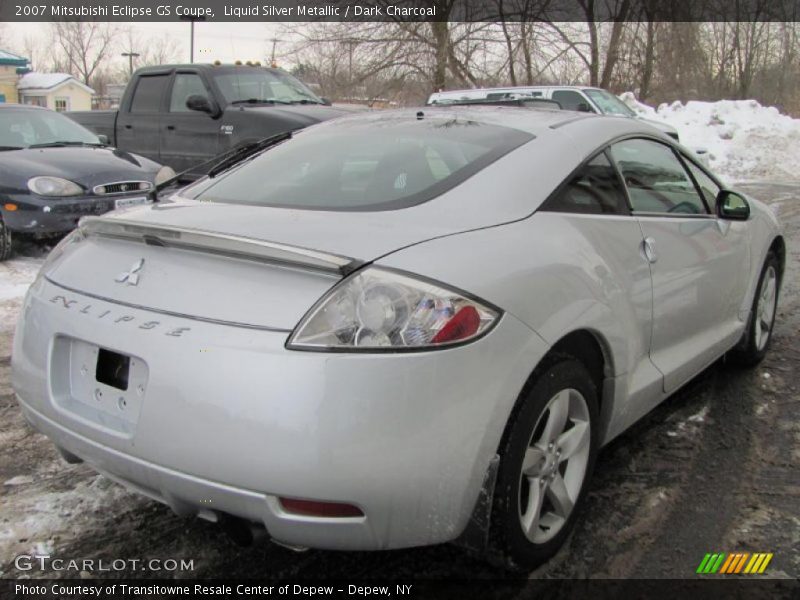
[
  {"left": 684, "top": 159, "right": 721, "bottom": 212},
  {"left": 129, "top": 75, "right": 169, "bottom": 113},
  {"left": 610, "top": 139, "right": 709, "bottom": 215},
  {"left": 552, "top": 90, "right": 593, "bottom": 112},
  {"left": 542, "top": 152, "right": 629, "bottom": 215},
  {"left": 170, "top": 74, "right": 208, "bottom": 112}
]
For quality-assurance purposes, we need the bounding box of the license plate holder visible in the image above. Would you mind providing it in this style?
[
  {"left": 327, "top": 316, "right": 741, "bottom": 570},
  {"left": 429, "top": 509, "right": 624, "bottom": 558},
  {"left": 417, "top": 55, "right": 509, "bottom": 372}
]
[
  {"left": 51, "top": 337, "right": 149, "bottom": 436},
  {"left": 115, "top": 196, "right": 148, "bottom": 209}
]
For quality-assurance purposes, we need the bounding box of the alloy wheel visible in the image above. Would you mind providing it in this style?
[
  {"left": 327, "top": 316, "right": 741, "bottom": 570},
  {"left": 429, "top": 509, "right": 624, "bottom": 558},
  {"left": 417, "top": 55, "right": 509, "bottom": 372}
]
[
  {"left": 755, "top": 265, "right": 778, "bottom": 351},
  {"left": 518, "top": 388, "right": 591, "bottom": 544}
]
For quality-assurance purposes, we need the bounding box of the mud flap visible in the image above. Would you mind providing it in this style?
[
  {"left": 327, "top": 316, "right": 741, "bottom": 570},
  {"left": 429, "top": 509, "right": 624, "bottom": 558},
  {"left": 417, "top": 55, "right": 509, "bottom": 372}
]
[{"left": 452, "top": 454, "right": 499, "bottom": 555}]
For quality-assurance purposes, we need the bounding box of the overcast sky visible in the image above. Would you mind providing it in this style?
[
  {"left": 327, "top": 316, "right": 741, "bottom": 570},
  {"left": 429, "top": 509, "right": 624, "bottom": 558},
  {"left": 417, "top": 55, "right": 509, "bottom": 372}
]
[{"left": 5, "top": 21, "right": 290, "bottom": 68}]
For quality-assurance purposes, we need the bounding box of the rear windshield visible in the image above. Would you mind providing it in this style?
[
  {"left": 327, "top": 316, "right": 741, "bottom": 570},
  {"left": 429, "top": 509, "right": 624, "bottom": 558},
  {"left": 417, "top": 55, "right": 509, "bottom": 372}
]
[
  {"left": 188, "top": 117, "right": 533, "bottom": 211},
  {"left": 212, "top": 70, "right": 322, "bottom": 105}
]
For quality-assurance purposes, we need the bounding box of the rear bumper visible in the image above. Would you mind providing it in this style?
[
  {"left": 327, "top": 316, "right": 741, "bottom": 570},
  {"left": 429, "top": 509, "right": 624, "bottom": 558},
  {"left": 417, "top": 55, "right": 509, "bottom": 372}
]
[
  {"left": 18, "top": 399, "right": 381, "bottom": 549},
  {"left": 12, "top": 277, "right": 549, "bottom": 550}
]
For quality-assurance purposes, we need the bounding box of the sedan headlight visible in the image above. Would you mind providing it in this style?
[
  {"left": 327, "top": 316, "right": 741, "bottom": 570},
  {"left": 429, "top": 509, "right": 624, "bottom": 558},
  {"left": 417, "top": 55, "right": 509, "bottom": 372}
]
[
  {"left": 287, "top": 267, "right": 500, "bottom": 351},
  {"left": 154, "top": 166, "right": 177, "bottom": 186},
  {"left": 27, "top": 176, "right": 83, "bottom": 197}
]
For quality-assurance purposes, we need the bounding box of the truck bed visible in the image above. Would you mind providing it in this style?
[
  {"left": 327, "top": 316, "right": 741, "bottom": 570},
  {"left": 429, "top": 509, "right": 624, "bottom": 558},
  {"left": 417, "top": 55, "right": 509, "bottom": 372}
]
[{"left": 68, "top": 110, "right": 118, "bottom": 146}]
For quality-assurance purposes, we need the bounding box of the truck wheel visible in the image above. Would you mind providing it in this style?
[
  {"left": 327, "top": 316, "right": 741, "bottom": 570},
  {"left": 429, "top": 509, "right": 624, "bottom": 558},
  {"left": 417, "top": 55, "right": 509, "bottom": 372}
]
[
  {"left": 489, "top": 357, "right": 599, "bottom": 571},
  {"left": 0, "top": 218, "right": 13, "bottom": 262}
]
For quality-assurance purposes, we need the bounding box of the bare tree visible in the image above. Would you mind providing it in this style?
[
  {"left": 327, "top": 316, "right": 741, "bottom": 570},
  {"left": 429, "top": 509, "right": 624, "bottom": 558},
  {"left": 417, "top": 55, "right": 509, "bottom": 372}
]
[
  {"left": 21, "top": 32, "right": 69, "bottom": 73},
  {"left": 51, "top": 22, "right": 117, "bottom": 87},
  {"left": 115, "top": 27, "right": 181, "bottom": 81}
]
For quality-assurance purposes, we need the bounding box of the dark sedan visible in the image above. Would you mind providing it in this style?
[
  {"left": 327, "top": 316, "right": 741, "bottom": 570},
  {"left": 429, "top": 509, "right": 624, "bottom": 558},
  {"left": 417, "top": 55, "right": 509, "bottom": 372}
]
[{"left": 0, "top": 104, "right": 174, "bottom": 260}]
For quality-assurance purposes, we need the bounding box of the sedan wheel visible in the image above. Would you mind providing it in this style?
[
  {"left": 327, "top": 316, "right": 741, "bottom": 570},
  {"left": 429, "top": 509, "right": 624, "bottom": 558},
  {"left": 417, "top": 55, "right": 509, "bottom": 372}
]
[
  {"left": 0, "top": 218, "right": 13, "bottom": 262},
  {"left": 490, "top": 357, "right": 598, "bottom": 571}
]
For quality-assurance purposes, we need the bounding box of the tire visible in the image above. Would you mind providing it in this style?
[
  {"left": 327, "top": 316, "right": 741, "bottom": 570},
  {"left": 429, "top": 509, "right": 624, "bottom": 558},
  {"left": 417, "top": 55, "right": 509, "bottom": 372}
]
[
  {"left": 489, "top": 357, "right": 599, "bottom": 571},
  {"left": 729, "top": 252, "right": 780, "bottom": 367},
  {"left": 0, "top": 217, "right": 13, "bottom": 262}
]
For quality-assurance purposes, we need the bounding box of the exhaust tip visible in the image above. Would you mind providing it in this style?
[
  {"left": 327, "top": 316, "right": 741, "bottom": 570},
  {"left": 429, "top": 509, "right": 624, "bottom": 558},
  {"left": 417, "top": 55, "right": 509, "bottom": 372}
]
[
  {"left": 219, "top": 514, "right": 267, "bottom": 547},
  {"left": 55, "top": 445, "right": 84, "bottom": 465}
]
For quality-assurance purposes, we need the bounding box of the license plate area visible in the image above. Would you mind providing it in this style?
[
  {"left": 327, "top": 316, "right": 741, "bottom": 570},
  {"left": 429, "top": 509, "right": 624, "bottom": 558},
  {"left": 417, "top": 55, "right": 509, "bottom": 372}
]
[
  {"left": 96, "top": 348, "right": 130, "bottom": 391},
  {"left": 51, "top": 336, "right": 149, "bottom": 436},
  {"left": 115, "top": 196, "right": 148, "bottom": 209}
]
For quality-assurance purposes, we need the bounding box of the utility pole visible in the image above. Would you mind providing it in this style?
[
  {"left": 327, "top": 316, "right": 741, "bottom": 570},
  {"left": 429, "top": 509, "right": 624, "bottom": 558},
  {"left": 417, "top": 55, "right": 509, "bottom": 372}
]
[
  {"left": 268, "top": 37, "right": 284, "bottom": 68},
  {"left": 344, "top": 39, "right": 359, "bottom": 86},
  {"left": 180, "top": 15, "right": 206, "bottom": 63},
  {"left": 121, "top": 51, "right": 140, "bottom": 77}
]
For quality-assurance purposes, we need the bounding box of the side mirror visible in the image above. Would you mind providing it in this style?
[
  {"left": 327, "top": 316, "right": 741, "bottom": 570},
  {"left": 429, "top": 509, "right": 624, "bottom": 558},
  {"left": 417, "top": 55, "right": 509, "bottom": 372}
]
[
  {"left": 186, "top": 94, "right": 220, "bottom": 117},
  {"left": 320, "top": 97, "right": 332, "bottom": 106},
  {"left": 576, "top": 102, "right": 593, "bottom": 113},
  {"left": 97, "top": 134, "right": 109, "bottom": 145},
  {"left": 717, "top": 190, "right": 750, "bottom": 220}
]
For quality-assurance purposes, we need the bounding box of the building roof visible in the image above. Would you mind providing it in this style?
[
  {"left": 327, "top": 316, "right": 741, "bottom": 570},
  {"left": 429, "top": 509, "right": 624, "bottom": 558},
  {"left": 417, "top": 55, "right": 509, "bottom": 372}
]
[
  {"left": 17, "top": 72, "right": 95, "bottom": 94},
  {"left": 0, "top": 49, "right": 29, "bottom": 66}
]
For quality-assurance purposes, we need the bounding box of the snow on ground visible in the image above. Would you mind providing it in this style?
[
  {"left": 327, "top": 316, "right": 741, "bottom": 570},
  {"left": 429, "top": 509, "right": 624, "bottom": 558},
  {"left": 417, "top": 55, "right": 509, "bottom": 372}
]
[
  {"left": 0, "top": 247, "right": 46, "bottom": 333},
  {"left": 620, "top": 92, "right": 800, "bottom": 185}
]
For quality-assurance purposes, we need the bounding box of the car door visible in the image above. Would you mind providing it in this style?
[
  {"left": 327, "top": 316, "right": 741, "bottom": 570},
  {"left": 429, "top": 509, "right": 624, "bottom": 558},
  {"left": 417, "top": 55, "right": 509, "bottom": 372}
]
[
  {"left": 160, "top": 71, "right": 221, "bottom": 174},
  {"left": 116, "top": 73, "right": 169, "bottom": 163},
  {"left": 538, "top": 151, "right": 661, "bottom": 438},
  {"left": 609, "top": 138, "right": 750, "bottom": 393}
]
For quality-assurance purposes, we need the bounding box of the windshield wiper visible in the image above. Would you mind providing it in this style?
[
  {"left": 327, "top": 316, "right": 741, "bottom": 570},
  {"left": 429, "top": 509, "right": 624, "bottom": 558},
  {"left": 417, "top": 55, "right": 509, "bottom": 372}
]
[
  {"left": 29, "top": 141, "right": 103, "bottom": 148},
  {"left": 0, "top": 146, "right": 23, "bottom": 151},
  {"left": 149, "top": 131, "right": 294, "bottom": 202},
  {"left": 230, "top": 98, "right": 292, "bottom": 106},
  {"left": 207, "top": 131, "right": 293, "bottom": 178}
]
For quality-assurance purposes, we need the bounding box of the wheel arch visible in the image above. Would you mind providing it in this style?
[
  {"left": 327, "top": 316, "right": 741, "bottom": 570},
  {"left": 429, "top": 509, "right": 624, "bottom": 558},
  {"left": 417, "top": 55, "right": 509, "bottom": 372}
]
[{"left": 496, "top": 328, "right": 615, "bottom": 456}]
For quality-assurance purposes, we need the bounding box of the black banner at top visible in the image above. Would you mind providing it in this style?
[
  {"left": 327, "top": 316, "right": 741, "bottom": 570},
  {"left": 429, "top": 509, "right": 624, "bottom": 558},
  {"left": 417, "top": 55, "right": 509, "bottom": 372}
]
[{"left": 2, "top": 0, "right": 800, "bottom": 22}]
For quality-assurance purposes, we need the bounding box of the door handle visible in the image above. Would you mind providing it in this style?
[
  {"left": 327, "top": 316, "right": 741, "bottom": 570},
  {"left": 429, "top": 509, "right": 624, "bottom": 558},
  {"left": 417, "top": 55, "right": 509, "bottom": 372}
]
[
  {"left": 166, "top": 125, "right": 175, "bottom": 130},
  {"left": 124, "top": 124, "right": 132, "bottom": 129},
  {"left": 643, "top": 237, "right": 658, "bottom": 264}
]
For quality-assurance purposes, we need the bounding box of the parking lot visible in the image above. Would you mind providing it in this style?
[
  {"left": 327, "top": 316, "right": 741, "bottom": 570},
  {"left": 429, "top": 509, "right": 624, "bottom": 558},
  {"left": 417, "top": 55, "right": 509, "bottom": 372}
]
[{"left": 0, "top": 183, "right": 797, "bottom": 582}]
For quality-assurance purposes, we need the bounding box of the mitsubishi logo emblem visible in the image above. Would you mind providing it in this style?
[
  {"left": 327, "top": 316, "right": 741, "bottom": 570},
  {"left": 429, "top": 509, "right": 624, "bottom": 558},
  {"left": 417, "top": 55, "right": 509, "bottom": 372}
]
[{"left": 115, "top": 258, "right": 145, "bottom": 286}]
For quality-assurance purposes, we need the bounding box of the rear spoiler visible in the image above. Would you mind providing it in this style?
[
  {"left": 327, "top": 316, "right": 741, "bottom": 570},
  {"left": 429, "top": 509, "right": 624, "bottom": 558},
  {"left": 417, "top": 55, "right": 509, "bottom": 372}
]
[{"left": 78, "top": 217, "right": 362, "bottom": 276}]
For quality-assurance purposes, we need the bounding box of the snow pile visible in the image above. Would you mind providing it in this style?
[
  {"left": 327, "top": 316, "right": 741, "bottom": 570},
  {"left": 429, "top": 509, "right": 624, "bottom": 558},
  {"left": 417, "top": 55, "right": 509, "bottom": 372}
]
[{"left": 620, "top": 92, "right": 800, "bottom": 183}]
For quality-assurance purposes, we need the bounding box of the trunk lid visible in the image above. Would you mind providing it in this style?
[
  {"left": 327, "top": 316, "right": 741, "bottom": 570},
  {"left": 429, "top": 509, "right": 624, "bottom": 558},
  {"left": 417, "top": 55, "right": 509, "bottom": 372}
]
[{"left": 45, "top": 200, "right": 479, "bottom": 331}]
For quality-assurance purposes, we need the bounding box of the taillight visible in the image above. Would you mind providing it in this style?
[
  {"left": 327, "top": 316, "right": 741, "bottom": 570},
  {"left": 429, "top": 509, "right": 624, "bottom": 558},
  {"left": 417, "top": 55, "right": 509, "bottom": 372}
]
[
  {"left": 287, "top": 267, "right": 500, "bottom": 351},
  {"left": 431, "top": 305, "right": 480, "bottom": 344}
]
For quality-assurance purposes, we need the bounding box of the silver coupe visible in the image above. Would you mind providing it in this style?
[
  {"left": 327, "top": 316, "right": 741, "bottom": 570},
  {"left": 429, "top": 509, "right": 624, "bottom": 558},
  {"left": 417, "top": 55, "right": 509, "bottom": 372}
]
[{"left": 12, "top": 107, "right": 784, "bottom": 569}]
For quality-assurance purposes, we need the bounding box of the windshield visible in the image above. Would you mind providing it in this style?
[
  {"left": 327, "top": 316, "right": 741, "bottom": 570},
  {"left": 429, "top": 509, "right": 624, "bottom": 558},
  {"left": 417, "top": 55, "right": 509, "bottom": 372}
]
[
  {"left": 187, "top": 117, "right": 533, "bottom": 211},
  {"left": 584, "top": 90, "right": 636, "bottom": 117},
  {"left": 0, "top": 108, "right": 101, "bottom": 149},
  {"left": 212, "top": 69, "right": 323, "bottom": 105}
]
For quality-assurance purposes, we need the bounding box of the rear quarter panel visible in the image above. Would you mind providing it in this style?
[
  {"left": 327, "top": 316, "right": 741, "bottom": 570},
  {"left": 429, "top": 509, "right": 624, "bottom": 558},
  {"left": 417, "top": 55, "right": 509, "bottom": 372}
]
[{"left": 379, "top": 211, "right": 653, "bottom": 444}]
